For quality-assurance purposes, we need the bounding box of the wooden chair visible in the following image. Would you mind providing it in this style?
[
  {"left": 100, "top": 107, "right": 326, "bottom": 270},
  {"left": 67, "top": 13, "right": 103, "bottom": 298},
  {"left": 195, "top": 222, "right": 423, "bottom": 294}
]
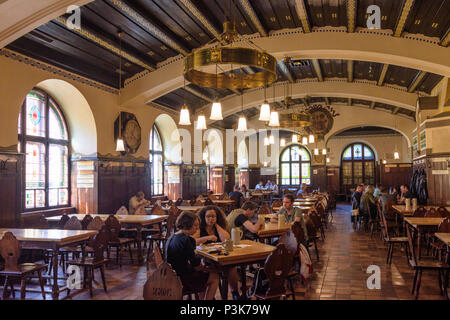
[
  {"left": 279, "top": 230, "right": 299, "bottom": 300},
  {"left": 32, "top": 215, "right": 49, "bottom": 229},
  {"left": 143, "top": 261, "right": 183, "bottom": 300},
  {"left": 87, "top": 216, "right": 105, "bottom": 230},
  {"left": 425, "top": 208, "right": 443, "bottom": 218},
  {"left": 67, "top": 226, "right": 109, "bottom": 297},
  {"left": 105, "top": 215, "right": 136, "bottom": 267},
  {"left": 258, "top": 204, "right": 271, "bottom": 216},
  {"left": 255, "top": 243, "right": 293, "bottom": 300},
  {"left": 304, "top": 214, "right": 320, "bottom": 261},
  {"left": 406, "top": 224, "right": 449, "bottom": 299},
  {"left": 146, "top": 212, "right": 176, "bottom": 261},
  {"left": 57, "top": 214, "right": 70, "bottom": 229},
  {"left": 413, "top": 206, "right": 427, "bottom": 217},
  {"left": 0, "top": 232, "right": 47, "bottom": 300},
  {"left": 380, "top": 205, "right": 409, "bottom": 264},
  {"left": 312, "top": 206, "right": 326, "bottom": 240},
  {"left": 175, "top": 198, "right": 183, "bottom": 206},
  {"left": 272, "top": 199, "right": 282, "bottom": 211},
  {"left": 151, "top": 205, "right": 166, "bottom": 215},
  {"left": 437, "top": 207, "right": 449, "bottom": 218},
  {"left": 64, "top": 216, "right": 82, "bottom": 230},
  {"left": 430, "top": 218, "right": 450, "bottom": 261},
  {"left": 204, "top": 198, "right": 214, "bottom": 206},
  {"left": 192, "top": 200, "right": 203, "bottom": 206},
  {"left": 81, "top": 215, "right": 94, "bottom": 230}
]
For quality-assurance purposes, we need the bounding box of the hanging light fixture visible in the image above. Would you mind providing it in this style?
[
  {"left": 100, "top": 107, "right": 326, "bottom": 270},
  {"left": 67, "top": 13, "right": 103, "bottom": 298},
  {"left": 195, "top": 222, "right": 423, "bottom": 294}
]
[
  {"left": 280, "top": 138, "right": 286, "bottom": 147},
  {"left": 269, "top": 133, "right": 275, "bottom": 145},
  {"left": 292, "top": 134, "right": 298, "bottom": 144},
  {"left": 326, "top": 158, "right": 330, "bottom": 163},
  {"left": 237, "top": 93, "right": 247, "bottom": 132},
  {"left": 179, "top": 79, "right": 191, "bottom": 125},
  {"left": 269, "top": 111, "right": 280, "bottom": 127},
  {"left": 259, "top": 84, "right": 271, "bottom": 121},
  {"left": 309, "top": 134, "right": 315, "bottom": 144},
  {"left": 393, "top": 117, "right": 400, "bottom": 160},
  {"left": 209, "top": 64, "right": 223, "bottom": 120},
  {"left": 196, "top": 113, "right": 207, "bottom": 130},
  {"left": 264, "top": 136, "right": 270, "bottom": 146},
  {"left": 314, "top": 148, "right": 319, "bottom": 156},
  {"left": 383, "top": 160, "right": 387, "bottom": 164},
  {"left": 302, "top": 136, "right": 308, "bottom": 145},
  {"left": 116, "top": 31, "right": 125, "bottom": 153},
  {"left": 322, "top": 148, "right": 327, "bottom": 155}
]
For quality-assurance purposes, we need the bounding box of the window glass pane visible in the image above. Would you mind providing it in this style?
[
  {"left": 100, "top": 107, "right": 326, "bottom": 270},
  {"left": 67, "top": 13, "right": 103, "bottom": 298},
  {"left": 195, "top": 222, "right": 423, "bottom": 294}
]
[
  {"left": 18, "top": 112, "right": 22, "bottom": 134},
  {"left": 153, "top": 127, "right": 163, "bottom": 152},
  {"left": 25, "top": 92, "right": 46, "bottom": 137},
  {"left": 49, "top": 189, "right": 58, "bottom": 206},
  {"left": 49, "top": 145, "right": 68, "bottom": 188},
  {"left": 25, "top": 190, "right": 35, "bottom": 209},
  {"left": 281, "top": 149, "right": 290, "bottom": 162},
  {"left": 302, "top": 179, "right": 311, "bottom": 185},
  {"left": 59, "top": 189, "right": 68, "bottom": 205},
  {"left": 281, "top": 163, "right": 290, "bottom": 185},
  {"left": 36, "top": 190, "right": 45, "bottom": 208},
  {"left": 153, "top": 154, "right": 163, "bottom": 195},
  {"left": 299, "top": 148, "right": 310, "bottom": 161},
  {"left": 26, "top": 142, "right": 45, "bottom": 189},
  {"left": 353, "top": 162, "right": 363, "bottom": 184},
  {"left": 291, "top": 146, "right": 300, "bottom": 161},
  {"left": 364, "top": 146, "right": 374, "bottom": 160},
  {"left": 291, "top": 163, "right": 300, "bottom": 185},
  {"left": 149, "top": 129, "right": 153, "bottom": 151},
  {"left": 353, "top": 144, "right": 363, "bottom": 160},
  {"left": 342, "top": 146, "right": 352, "bottom": 160},
  {"left": 342, "top": 162, "right": 353, "bottom": 185},
  {"left": 49, "top": 104, "right": 67, "bottom": 140},
  {"left": 301, "top": 163, "right": 310, "bottom": 179}
]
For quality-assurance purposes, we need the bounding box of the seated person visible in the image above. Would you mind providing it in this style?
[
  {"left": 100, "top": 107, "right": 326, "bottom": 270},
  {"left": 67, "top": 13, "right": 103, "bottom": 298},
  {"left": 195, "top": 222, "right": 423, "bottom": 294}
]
[
  {"left": 271, "top": 183, "right": 279, "bottom": 193},
  {"left": 351, "top": 184, "right": 364, "bottom": 223},
  {"left": 399, "top": 185, "right": 413, "bottom": 204},
  {"left": 129, "top": 191, "right": 150, "bottom": 215},
  {"left": 265, "top": 180, "right": 274, "bottom": 190},
  {"left": 360, "top": 186, "right": 377, "bottom": 224},
  {"left": 229, "top": 185, "right": 244, "bottom": 207},
  {"left": 165, "top": 211, "right": 219, "bottom": 300},
  {"left": 373, "top": 184, "right": 382, "bottom": 198},
  {"left": 254, "top": 181, "right": 264, "bottom": 190},
  {"left": 226, "top": 201, "right": 262, "bottom": 240},
  {"left": 270, "top": 194, "right": 309, "bottom": 244},
  {"left": 241, "top": 184, "right": 249, "bottom": 199},
  {"left": 379, "top": 186, "right": 396, "bottom": 218},
  {"left": 193, "top": 206, "right": 241, "bottom": 300},
  {"left": 296, "top": 183, "right": 309, "bottom": 197},
  {"left": 390, "top": 186, "right": 399, "bottom": 201}
]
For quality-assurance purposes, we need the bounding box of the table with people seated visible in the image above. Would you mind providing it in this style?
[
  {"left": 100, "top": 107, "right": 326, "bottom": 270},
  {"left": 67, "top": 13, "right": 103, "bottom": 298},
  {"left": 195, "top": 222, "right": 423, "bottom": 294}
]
[
  {"left": 0, "top": 228, "right": 97, "bottom": 300},
  {"left": 257, "top": 222, "right": 291, "bottom": 241},
  {"left": 196, "top": 240, "right": 275, "bottom": 299},
  {"left": 404, "top": 217, "right": 446, "bottom": 259},
  {"left": 47, "top": 214, "right": 168, "bottom": 264},
  {"left": 392, "top": 205, "right": 450, "bottom": 217}
]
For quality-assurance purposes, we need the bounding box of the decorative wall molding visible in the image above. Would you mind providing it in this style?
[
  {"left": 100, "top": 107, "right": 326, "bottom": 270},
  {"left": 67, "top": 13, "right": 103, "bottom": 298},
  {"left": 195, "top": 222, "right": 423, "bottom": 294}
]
[{"left": 0, "top": 48, "right": 119, "bottom": 94}]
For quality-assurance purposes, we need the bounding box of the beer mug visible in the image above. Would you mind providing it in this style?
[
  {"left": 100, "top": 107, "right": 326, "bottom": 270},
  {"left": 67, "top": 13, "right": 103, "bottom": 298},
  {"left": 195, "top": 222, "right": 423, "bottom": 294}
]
[
  {"left": 231, "top": 228, "right": 243, "bottom": 245},
  {"left": 278, "top": 215, "right": 286, "bottom": 228}
]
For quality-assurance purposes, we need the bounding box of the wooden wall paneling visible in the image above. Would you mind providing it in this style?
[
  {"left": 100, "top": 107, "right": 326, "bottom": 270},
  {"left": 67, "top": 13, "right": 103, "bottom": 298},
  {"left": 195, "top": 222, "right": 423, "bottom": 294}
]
[
  {"left": 327, "top": 167, "right": 340, "bottom": 194},
  {"left": 248, "top": 167, "right": 261, "bottom": 189},
  {"left": 182, "top": 164, "right": 207, "bottom": 200},
  {"left": 224, "top": 166, "right": 235, "bottom": 194},
  {"left": 380, "top": 164, "right": 413, "bottom": 189},
  {"left": 311, "top": 165, "right": 327, "bottom": 192},
  {"left": 238, "top": 169, "right": 250, "bottom": 189},
  {"left": 210, "top": 167, "right": 224, "bottom": 195},
  {"left": 70, "top": 159, "right": 98, "bottom": 214},
  {"left": 0, "top": 153, "right": 24, "bottom": 228},
  {"left": 164, "top": 165, "right": 182, "bottom": 200}
]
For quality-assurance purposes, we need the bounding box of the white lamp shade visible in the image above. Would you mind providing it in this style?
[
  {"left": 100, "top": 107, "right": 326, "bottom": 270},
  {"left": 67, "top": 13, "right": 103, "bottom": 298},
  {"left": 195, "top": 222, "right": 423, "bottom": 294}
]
[
  {"left": 264, "top": 137, "right": 270, "bottom": 146},
  {"left": 326, "top": 158, "right": 330, "bottom": 163},
  {"left": 302, "top": 137, "right": 308, "bottom": 145},
  {"left": 179, "top": 106, "right": 191, "bottom": 125},
  {"left": 263, "top": 162, "right": 268, "bottom": 167},
  {"left": 210, "top": 101, "right": 223, "bottom": 120},
  {"left": 237, "top": 116, "right": 247, "bottom": 132},
  {"left": 269, "top": 135, "right": 275, "bottom": 145},
  {"left": 196, "top": 114, "right": 207, "bottom": 130},
  {"left": 314, "top": 148, "right": 319, "bottom": 155},
  {"left": 322, "top": 148, "right": 327, "bottom": 155},
  {"left": 309, "top": 134, "right": 315, "bottom": 144},
  {"left": 268, "top": 111, "right": 280, "bottom": 127},
  {"left": 383, "top": 160, "right": 387, "bottom": 164},
  {"left": 259, "top": 102, "right": 271, "bottom": 121},
  {"left": 394, "top": 152, "right": 400, "bottom": 160},
  {"left": 116, "top": 138, "right": 125, "bottom": 152},
  {"left": 280, "top": 138, "right": 286, "bottom": 147},
  {"left": 292, "top": 134, "right": 298, "bottom": 143}
]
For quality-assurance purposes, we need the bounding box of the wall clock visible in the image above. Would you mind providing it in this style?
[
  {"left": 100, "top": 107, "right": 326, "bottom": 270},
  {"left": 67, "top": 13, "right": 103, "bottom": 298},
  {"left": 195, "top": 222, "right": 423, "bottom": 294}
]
[{"left": 114, "top": 112, "right": 141, "bottom": 155}]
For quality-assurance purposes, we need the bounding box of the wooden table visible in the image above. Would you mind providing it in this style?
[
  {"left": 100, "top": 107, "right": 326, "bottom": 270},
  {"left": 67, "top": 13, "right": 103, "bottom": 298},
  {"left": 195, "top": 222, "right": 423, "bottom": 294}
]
[
  {"left": 272, "top": 205, "right": 311, "bottom": 213},
  {"left": 47, "top": 214, "right": 167, "bottom": 264},
  {"left": 393, "top": 205, "right": 450, "bottom": 217},
  {"left": 0, "top": 228, "right": 97, "bottom": 300},
  {"left": 258, "top": 222, "right": 290, "bottom": 239},
  {"left": 404, "top": 217, "right": 445, "bottom": 259},
  {"left": 196, "top": 240, "right": 275, "bottom": 299},
  {"left": 435, "top": 233, "right": 450, "bottom": 247}
]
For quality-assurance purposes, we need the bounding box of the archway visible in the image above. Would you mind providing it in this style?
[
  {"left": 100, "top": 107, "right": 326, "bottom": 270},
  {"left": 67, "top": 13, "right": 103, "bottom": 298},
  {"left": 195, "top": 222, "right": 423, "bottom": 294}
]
[{"left": 154, "top": 114, "right": 182, "bottom": 164}]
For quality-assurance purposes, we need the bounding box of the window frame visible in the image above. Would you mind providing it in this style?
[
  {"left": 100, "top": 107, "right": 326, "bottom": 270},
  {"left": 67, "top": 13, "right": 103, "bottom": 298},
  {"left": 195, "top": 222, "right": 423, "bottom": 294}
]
[
  {"left": 279, "top": 144, "right": 311, "bottom": 187},
  {"left": 149, "top": 124, "right": 164, "bottom": 196},
  {"left": 340, "top": 143, "right": 376, "bottom": 192},
  {"left": 18, "top": 88, "right": 71, "bottom": 211}
]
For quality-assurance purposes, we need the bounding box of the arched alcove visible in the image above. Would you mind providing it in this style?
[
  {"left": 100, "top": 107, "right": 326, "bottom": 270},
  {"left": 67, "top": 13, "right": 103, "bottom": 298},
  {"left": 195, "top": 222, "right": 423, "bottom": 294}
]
[
  {"left": 237, "top": 139, "right": 248, "bottom": 168},
  {"left": 154, "top": 114, "right": 182, "bottom": 164},
  {"left": 204, "top": 129, "right": 223, "bottom": 166}
]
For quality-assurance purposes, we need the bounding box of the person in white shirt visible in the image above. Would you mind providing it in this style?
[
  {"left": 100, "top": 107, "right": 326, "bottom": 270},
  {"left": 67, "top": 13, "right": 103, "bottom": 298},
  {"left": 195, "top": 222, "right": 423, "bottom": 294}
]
[
  {"left": 129, "top": 191, "right": 150, "bottom": 215},
  {"left": 255, "top": 181, "right": 264, "bottom": 190},
  {"left": 265, "top": 180, "right": 273, "bottom": 190}
]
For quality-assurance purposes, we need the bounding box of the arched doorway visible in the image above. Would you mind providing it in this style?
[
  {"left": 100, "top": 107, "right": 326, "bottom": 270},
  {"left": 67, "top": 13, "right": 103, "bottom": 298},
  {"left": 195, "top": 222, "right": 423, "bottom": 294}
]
[
  {"left": 279, "top": 145, "right": 311, "bottom": 187},
  {"left": 340, "top": 142, "right": 376, "bottom": 192}
]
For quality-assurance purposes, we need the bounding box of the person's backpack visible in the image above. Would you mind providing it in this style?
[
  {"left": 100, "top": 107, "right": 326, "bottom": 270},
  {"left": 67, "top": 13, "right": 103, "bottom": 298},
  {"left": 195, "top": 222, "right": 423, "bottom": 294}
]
[
  {"left": 247, "top": 266, "right": 269, "bottom": 297},
  {"left": 298, "top": 243, "right": 313, "bottom": 283}
]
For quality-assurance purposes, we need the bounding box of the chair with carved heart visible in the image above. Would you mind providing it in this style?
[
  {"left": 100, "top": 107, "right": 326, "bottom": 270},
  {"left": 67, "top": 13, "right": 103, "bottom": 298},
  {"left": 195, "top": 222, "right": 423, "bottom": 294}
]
[
  {"left": 255, "top": 243, "right": 293, "bottom": 300},
  {"left": 413, "top": 207, "right": 427, "bottom": 217},
  {"left": 57, "top": 214, "right": 70, "bottom": 229},
  {"left": 67, "top": 225, "right": 109, "bottom": 297},
  {"left": 81, "top": 215, "right": 94, "bottom": 230},
  {"left": 258, "top": 204, "right": 271, "bottom": 216},
  {"left": 143, "top": 261, "right": 183, "bottom": 300},
  {"left": 87, "top": 216, "right": 105, "bottom": 230},
  {"left": 105, "top": 215, "right": 136, "bottom": 267},
  {"left": 0, "top": 232, "right": 47, "bottom": 300},
  {"left": 437, "top": 207, "right": 449, "bottom": 218}
]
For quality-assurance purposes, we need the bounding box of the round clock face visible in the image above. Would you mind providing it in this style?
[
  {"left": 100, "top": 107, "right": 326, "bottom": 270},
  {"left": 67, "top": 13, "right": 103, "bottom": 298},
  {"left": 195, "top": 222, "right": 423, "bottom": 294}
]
[{"left": 124, "top": 119, "right": 141, "bottom": 151}]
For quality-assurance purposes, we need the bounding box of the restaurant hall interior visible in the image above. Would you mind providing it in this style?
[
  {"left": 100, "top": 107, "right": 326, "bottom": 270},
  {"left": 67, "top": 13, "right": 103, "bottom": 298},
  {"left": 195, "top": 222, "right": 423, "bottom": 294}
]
[{"left": 0, "top": 0, "right": 449, "bottom": 301}]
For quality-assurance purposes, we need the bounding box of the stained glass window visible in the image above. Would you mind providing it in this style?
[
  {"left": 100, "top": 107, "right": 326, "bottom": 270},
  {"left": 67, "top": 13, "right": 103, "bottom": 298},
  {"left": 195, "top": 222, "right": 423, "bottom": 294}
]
[
  {"left": 150, "top": 124, "right": 164, "bottom": 196},
  {"left": 341, "top": 143, "right": 375, "bottom": 193},
  {"left": 18, "top": 89, "right": 70, "bottom": 210},
  {"left": 280, "top": 145, "right": 311, "bottom": 187}
]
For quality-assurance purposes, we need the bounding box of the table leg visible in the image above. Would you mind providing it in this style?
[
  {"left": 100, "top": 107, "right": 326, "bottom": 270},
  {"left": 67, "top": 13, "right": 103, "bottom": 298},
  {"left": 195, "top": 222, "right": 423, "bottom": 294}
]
[
  {"left": 135, "top": 225, "right": 144, "bottom": 264},
  {"left": 52, "top": 249, "right": 59, "bottom": 300},
  {"left": 239, "top": 264, "right": 249, "bottom": 300},
  {"left": 219, "top": 272, "right": 229, "bottom": 300},
  {"left": 417, "top": 228, "right": 422, "bottom": 260}
]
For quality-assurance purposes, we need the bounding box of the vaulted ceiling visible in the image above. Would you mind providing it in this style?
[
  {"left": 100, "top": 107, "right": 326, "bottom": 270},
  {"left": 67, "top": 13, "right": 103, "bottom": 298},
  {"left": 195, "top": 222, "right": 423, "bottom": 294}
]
[{"left": 4, "top": 0, "right": 449, "bottom": 122}]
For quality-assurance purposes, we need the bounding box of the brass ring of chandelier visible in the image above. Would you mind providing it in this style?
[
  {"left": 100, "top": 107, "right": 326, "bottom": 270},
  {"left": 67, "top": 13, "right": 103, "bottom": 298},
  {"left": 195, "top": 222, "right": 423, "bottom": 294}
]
[
  {"left": 184, "top": 47, "right": 277, "bottom": 89},
  {"left": 279, "top": 112, "right": 312, "bottom": 128}
]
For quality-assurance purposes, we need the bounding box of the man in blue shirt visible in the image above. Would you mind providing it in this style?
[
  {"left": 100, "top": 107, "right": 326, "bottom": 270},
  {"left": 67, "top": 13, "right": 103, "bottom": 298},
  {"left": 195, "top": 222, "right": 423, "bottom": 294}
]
[
  {"left": 255, "top": 181, "right": 264, "bottom": 190},
  {"left": 229, "top": 185, "right": 244, "bottom": 208}
]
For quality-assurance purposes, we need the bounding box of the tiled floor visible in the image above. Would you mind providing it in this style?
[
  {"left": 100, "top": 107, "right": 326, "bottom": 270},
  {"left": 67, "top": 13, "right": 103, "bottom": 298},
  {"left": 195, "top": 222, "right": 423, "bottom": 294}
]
[{"left": 9, "top": 203, "right": 449, "bottom": 300}]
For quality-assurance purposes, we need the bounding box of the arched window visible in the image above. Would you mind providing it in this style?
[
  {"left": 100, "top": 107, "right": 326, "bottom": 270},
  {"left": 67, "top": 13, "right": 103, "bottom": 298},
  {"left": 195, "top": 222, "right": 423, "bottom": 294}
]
[
  {"left": 280, "top": 145, "right": 311, "bottom": 186},
  {"left": 341, "top": 143, "right": 375, "bottom": 192},
  {"left": 18, "top": 89, "right": 70, "bottom": 210},
  {"left": 149, "top": 124, "right": 163, "bottom": 196}
]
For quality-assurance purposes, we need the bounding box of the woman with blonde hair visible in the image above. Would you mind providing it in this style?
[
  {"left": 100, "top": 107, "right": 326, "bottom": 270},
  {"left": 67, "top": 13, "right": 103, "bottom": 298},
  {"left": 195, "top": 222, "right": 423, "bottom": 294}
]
[{"left": 360, "top": 185, "right": 377, "bottom": 227}]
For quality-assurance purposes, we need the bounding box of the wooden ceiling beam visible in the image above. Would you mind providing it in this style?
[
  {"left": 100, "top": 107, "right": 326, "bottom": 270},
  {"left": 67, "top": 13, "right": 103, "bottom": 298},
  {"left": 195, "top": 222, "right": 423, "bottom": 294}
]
[
  {"left": 370, "top": 101, "right": 376, "bottom": 109},
  {"left": 378, "top": 64, "right": 389, "bottom": 86},
  {"left": 324, "top": 97, "right": 330, "bottom": 105},
  {"left": 184, "top": 86, "right": 213, "bottom": 103},
  {"left": 440, "top": 28, "right": 450, "bottom": 47},
  {"left": 408, "top": 70, "right": 426, "bottom": 93},
  {"left": 178, "top": 0, "right": 224, "bottom": 44},
  {"left": 392, "top": 107, "right": 400, "bottom": 115},
  {"left": 311, "top": 59, "right": 323, "bottom": 82},
  {"left": 347, "top": 0, "right": 357, "bottom": 33},
  {"left": 106, "top": 0, "right": 190, "bottom": 56},
  {"left": 393, "top": 0, "right": 415, "bottom": 37},
  {"left": 294, "top": 0, "right": 311, "bottom": 33},
  {"left": 348, "top": 98, "right": 352, "bottom": 106},
  {"left": 347, "top": 60, "right": 354, "bottom": 82},
  {"left": 238, "top": 0, "right": 268, "bottom": 37},
  {"left": 278, "top": 60, "right": 295, "bottom": 83},
  {"left": 54, "top": 16, "right": 155, "bottom": 71}
]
